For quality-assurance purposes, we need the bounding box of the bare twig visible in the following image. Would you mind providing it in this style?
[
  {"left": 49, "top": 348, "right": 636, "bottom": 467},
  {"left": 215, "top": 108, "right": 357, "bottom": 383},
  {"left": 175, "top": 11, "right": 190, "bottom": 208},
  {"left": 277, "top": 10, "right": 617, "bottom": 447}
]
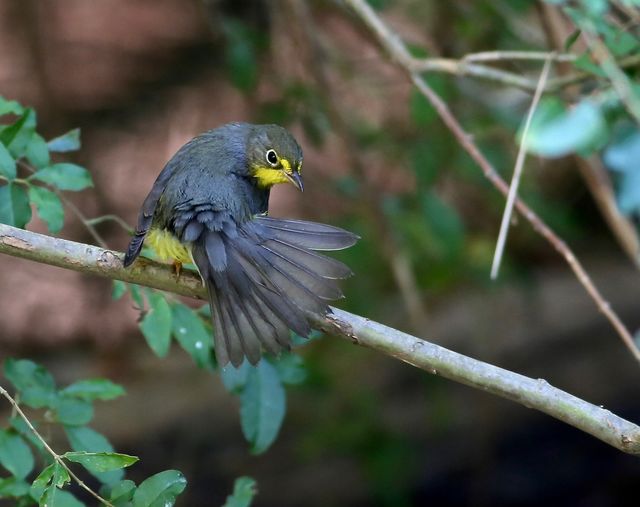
[
  {"left": 85, "top": 214, "right": 134, "bottom": 235},
  {"left": 463, "top": 50, "right": 576, "bottom": 62},
  {"left": 342, "top": 0, "right": 640, "bottom": 363},
  {"left": 0, "top": 224, "right": 639, "bottom": 454},
  {"left": 0, "top": 385, "right": 114, "bottom": 507},
  {"left": 491, "top": 56, "right": 553, "bottom": 279}
]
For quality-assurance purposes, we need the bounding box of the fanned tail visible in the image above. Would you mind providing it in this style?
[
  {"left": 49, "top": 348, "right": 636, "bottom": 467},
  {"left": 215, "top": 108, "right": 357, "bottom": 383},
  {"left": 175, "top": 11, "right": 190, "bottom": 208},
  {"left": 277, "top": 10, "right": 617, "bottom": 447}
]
[{"left": 192, "top": 218, "right": 358, "bottom": 367}]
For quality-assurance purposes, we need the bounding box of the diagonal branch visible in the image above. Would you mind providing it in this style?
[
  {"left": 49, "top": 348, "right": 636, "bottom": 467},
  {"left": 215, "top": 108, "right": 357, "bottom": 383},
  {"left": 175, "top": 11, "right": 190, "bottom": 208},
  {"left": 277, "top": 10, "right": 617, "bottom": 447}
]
[
  {"left": 1, "top": 223, "right": 639, "bottom": 454},
  {"left": 342, "top": 0, "right": 640, "bottom": 364}
]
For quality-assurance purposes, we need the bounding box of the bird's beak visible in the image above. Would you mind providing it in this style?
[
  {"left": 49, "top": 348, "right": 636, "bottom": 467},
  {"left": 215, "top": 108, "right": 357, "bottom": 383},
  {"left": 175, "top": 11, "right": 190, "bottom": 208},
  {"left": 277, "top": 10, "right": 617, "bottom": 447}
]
[{"left": 285, "top": 171, "right": 304, "bottom": 192}]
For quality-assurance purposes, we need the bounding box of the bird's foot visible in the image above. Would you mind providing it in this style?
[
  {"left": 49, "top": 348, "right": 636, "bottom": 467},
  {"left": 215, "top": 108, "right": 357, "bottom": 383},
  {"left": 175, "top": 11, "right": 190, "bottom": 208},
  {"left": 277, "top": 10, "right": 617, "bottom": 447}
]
[{"left": 172, "top": 261, "right": 183, "bottom": 280}]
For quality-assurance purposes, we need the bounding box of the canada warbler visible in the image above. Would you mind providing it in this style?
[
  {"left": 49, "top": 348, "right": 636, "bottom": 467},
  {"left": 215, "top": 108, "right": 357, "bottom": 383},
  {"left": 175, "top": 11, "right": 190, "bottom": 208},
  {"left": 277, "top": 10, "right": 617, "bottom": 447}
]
[{"left": 123, "top": 123, "right": 357, "bottom": 367}]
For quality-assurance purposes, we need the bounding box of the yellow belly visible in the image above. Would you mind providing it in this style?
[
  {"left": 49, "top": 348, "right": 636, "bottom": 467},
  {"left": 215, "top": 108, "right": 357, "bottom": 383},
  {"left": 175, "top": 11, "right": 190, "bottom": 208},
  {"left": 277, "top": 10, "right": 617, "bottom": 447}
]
[{"left": 146, "top": 228, "right": 192, "bottom": 264}]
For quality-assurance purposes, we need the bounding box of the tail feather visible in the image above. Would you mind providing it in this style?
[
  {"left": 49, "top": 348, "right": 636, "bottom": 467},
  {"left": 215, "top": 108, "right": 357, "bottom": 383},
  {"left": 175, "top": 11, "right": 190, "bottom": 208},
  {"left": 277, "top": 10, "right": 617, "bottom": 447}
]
[
  {"left": 190, "top": 217, "right": 357, "bottom": 367},
  {"left": 256, "top": 217, "right": 359, "bottom": 251}
]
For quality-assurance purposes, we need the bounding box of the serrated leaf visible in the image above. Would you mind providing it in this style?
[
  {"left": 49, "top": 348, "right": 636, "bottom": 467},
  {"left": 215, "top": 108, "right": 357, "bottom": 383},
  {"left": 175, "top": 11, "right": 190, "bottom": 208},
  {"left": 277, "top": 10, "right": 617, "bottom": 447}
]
[
  {"left": 52, "top": 396, "right": 93, "bottom": 426},
  {"left": 0, "top": 429, "right": 34, "bottom": 479},
  {"left": 3, "top": 359, "right": 56, "bottom": 408},
  {"left": 64, "top": 426, "right": 123, "bottom": 485},
  {"left": 272, "top": 354, "right": 306, "bottom": 385},
  {"left": 112, "top": 280, "right": 127, "bottom": 300},
  {"left": 140, "top": 291, "right": 172, "bottom": 358},
  {"left": 171, "top": 303, "right": 212, "bottom": 367},
  {"left": 524, "top": 99, "right": 606, "bottom": 157},
  {"left": 222, "top": 476, "right": 257, "bottom": 507},
  {"left": 0, "top": 476, "right": 30, "bottom": 498},
  {"left": 132, "top": 470, "right": 187, "bottom": 507},
  {"left": 31, "top": 163, "right": 93, "bottom": 191},
  {"left": 26, "top": 133, "right": 50, "bottom": 169},
  {"left": 60, "top": 379, "right": 125, "bottom": 401},
  {"left": 0, "top": 142, "right": 16, "bottom": 179},
  {"left": 240, "top": 361, "right": 286, "bottom": 454},
  {"left": 63, "top": 452, "right": 138, "bottom": 473},
  {"left": 28, "top": 185, "right": 64, "bottom": 233},
  {"left": 47, "top": 129, "right": 81, "bottom": 153},
  {"left": 0, "top": 183, "right": 32, "bottom": 229}
]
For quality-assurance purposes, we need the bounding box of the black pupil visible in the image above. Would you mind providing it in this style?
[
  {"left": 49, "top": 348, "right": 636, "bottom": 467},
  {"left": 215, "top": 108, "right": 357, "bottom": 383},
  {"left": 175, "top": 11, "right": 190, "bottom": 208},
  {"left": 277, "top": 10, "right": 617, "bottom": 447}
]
[{"left": 267, "top": 151, "right": 278, "bottom": 165}]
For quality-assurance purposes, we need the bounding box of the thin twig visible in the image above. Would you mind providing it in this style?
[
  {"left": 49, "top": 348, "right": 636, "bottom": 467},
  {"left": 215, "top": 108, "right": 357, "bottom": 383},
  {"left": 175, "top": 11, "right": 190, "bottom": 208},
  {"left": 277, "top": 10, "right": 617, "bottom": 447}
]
[
  {"left": 491, "top": 56, "right": 553, "bottom": 279},
  {"left": 463, "top": 50, "right": 576, "bottom": 62},
  {"left": 0, "top": 385, "right": 114, "bottom": 507},
  {"left": 85, "top": 214, "right": 134, "bottom": 235},
  {"left": 0, "top": 224, "right": 639, "bottom": 454},
  {"left": 342, "top": 0, "right": 640, "bottom": 363}
]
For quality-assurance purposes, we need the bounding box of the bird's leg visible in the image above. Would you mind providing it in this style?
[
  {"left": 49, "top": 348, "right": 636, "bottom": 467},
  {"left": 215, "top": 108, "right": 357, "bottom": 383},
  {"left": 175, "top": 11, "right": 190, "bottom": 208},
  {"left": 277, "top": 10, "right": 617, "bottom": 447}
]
[{"left": 172, "top": 260, "right": 183, "bottom": 280}]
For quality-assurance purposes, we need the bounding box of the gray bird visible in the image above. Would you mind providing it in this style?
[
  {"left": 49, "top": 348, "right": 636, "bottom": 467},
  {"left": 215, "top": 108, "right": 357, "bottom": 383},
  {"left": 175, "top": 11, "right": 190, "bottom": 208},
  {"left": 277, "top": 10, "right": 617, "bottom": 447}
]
[{"left": 124, "top": 123, "right": 358, "bottom": 367}]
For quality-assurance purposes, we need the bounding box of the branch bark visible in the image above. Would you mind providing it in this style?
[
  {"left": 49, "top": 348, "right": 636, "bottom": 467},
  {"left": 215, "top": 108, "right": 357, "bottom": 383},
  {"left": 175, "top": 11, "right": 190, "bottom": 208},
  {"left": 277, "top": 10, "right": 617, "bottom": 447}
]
[{"left": 1, "top": 223, "right": 639, "bottom": 455}]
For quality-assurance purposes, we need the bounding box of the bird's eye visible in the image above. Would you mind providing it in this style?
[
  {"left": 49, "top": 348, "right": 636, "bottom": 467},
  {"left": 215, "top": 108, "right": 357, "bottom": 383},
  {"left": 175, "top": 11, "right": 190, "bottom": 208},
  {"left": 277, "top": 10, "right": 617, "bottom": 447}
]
[{"left": 266, "top": 149, "right": 279, "bottom": 167}]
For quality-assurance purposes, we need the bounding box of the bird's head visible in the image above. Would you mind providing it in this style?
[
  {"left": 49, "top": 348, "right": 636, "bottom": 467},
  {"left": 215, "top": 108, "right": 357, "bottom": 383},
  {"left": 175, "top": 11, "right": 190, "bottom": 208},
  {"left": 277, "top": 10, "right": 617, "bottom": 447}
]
[{"left": 246, "top": 124, "right": 304, "bottom": 191}]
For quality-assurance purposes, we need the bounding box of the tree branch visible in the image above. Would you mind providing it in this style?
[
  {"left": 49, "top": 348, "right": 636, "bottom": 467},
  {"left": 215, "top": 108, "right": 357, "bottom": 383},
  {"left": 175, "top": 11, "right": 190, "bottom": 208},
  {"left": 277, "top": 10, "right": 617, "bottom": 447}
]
[{"left": 1, "top": 223, "right": 639, "bottom": 454}]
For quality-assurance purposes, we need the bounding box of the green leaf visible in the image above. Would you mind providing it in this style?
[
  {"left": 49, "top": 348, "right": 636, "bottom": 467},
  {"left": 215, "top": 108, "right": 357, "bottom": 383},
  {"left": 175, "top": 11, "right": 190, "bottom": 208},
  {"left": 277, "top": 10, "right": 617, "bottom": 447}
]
[
  {"left": 48, "top": 129, "right": 81, "bottom": 153},
  {"left": 60, "top": 379, "right": 125, "bottom": 401},
  {"left": 63, "top": 452, "right": 138, "bottom": 473},
  {"left": 129, "top": 284, "right": 144, "bottom": 308},
  {"left": 41, "top": 486, "right": 85, "bottom": 507},
  {"left": 0, "top": 97, "right": 24, "bottom": 116},
  {"left": 573, "top": 53, "right": 606, "bottom": 77},
  {"left": 220, "top": 361, "right": 251, "bottom": 393},
  {"left": 3, "top": 359, "right": 56, "bottom": 408},
  {"left": 0, "top": 109, "right": 36, "bottom": 158},
  {"left": 140, "top": 291, "right": 172, "bottom": 358},
  {"left": 64, "top": 426, "right": 123, "bottom": 485},
  {"left": 26, "top": 133, "right": 50, "bottom": 169},
  {"left": 0, "top": 141, "right": 16, "bottom": 179},
  {"left": 171, "top": 303, "right": 212, "bottom": 367},
  {"left": 52, "top": 396, "right": 94, "bottom": 426},
  {"left": 109, "top": 479, "right": 137, "bottom": 504},
  {"left": 65, "top": 426, "right": 112, "bottom": 454},
  {"left": 563, "top": 29, "right": 581, "bottom": 51},
  {"left": 272, "top": 354, "right": 306, "bottom": 385},
  {"left": 222, "top": 476, "right": 257, "bottom": 507},
  {"left": 0, "top": 476, "right": 30, "bottom": 498},
  {"left": 30, "top": 463, "right": 55, "bottom": 501},
  {"left": 112, "top": 280, "right": 127, "bottom": 300},
  {"left": 0, "top": 183, "right": 32, "bottom": 229},
  {"left": 524, "top": 98, "right": 607, "bottom": 157},
  {"left": 240, "top": 361, "right": 286, "bottom": 454},
  {"left": 9, "top": 416, "right": 44, "bottom": 453},
  {"left": 132, "top": 470, "right": 187, "bottom": 507},
  {"left": 604, "top": 130, "right": 640, "bottom": 214},
  {"left": 31, "top": 163, "right": 93, "bottom": 191},
  {"left": 0, "top": 429, "right": 34, "bottom": 479},
  {"left": 28, "top": 185, "right": 64, "bottom": 233},
  {"left": 410, "top": 89, "right": 436, "bottom": 127}
]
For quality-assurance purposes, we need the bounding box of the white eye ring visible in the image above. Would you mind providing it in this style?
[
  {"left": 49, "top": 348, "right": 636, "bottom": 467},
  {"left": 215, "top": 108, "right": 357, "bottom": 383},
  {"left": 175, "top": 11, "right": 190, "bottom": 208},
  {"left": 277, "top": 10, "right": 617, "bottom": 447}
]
[{"left": 266, "top": 149, "right": 279, "bottom": 167}]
